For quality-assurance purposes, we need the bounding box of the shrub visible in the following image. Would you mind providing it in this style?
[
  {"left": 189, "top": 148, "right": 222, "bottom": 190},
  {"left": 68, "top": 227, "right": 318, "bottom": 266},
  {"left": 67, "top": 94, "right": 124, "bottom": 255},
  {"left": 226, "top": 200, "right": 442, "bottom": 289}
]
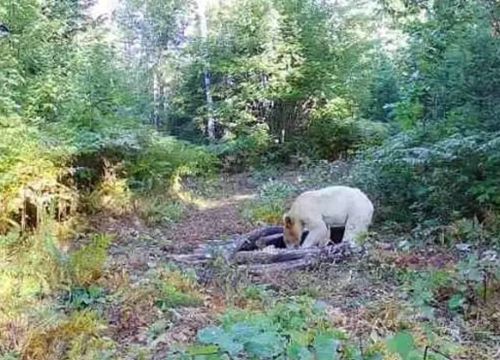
[
  {"left": 170, "top": 296, "right": 397, "bottom": 359},
  {"left": 154, "top": 266, "right": 204, "bottom": 309},
  {"left": 0, "top": 225, "right": 71, "bottom": 313},
  {"left": 22, "top": 310, "right": 111, "bottom": 360},
  {"left": 126, "top": 133, "right": 219, "bottom": 191},
  {"left": 0, "top": 117, "right": 75, "bottom": 233},
  {"left": 307, "top": 98, "right": 388, "bottom": 160},
  {"left": 136, "top": 196, "right": 184, "bottom": 226},
  {"left": 242, "top": 180, "right": 298, "bottom": 225},
  {"left": 348, "top": 131, "right": 500, "bottom": 230},
  {"left": 209, "top": 124, "right": 272, "bottom": 172},
  {"left": 68, "top": 234, "right": 113, "bottom": 287},
  {"left": 85, "top": 177, "right": 132, "bottom": 215}
]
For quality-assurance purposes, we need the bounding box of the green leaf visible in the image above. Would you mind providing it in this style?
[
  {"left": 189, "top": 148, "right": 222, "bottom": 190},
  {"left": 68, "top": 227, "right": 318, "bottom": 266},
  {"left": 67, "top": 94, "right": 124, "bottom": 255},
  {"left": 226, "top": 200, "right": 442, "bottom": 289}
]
[
  {"left": 187, "top": 345, "right": 220, "bottom": 355},
  {"left": 448, "top": 293, "right": 465, "bottom": 312},
  {"left": 287, "top": 343, "right": 314, "bottom": 360},
  {"left": 313, "top": 333, "right": 339, "bottom": 360},
  {"left": 198, "top": 326, "right": 225, "bottom": 343},
  {"left": 197, "top": 326, "right": 243, "bottom": 356},
  {"left": 229, "top": 323, "right": 260, "bottom": 341},
  {"left": 245, "top": 331, "right": 284, "bottom": 358},
  {"left": 387, "top": 331, "right": 415, "bottom": 359}
]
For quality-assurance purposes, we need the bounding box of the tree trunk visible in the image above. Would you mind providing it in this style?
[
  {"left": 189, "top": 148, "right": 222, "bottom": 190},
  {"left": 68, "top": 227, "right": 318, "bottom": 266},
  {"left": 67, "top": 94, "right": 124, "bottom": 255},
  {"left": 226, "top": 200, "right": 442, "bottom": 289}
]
[{"left": 196, "top": 0, "right": 216, "bottom": 140}]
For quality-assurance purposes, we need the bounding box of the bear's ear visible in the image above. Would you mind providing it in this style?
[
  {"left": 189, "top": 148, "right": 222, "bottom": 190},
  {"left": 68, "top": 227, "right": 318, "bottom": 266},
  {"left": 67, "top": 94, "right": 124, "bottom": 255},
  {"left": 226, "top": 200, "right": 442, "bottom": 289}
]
[{"left": 284, "top": 215, "right": 293, "bottom": 228}]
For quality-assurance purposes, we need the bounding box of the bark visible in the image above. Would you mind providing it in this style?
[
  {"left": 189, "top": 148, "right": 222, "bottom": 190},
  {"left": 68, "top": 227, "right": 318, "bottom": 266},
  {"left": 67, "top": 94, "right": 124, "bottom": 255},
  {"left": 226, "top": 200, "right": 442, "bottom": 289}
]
[
  {"left": 196, "top": 0, "right": 216, "bottom": 140},
  {"left": 165, "top": 226, "right": 352, "bottom": 275}
]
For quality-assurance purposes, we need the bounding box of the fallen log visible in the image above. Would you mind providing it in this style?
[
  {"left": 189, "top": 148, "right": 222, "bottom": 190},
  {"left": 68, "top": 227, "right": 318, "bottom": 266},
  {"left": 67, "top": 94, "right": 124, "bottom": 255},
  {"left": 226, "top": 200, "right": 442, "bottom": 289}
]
[
  {"left": 240, "top": 258, "right": 316, "bottom": 274},
  {"left": 233, "top": 247, "right": 322, "bottom": 264},
  {"left": 165, "top": 226, "right": 353, "bottom": 274}
]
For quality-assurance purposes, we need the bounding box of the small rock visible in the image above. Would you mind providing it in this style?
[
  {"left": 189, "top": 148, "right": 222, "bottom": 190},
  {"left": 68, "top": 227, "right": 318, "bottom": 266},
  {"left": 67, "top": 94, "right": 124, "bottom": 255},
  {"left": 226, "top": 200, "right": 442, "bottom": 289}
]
[
  {"left": 376, "top": 241, "right": 394, "bottom": 251},
  {"left": 455, "top": 243, "right": 472, "bottom": 252},
  {"left": 481, "top": 250, "right": 497, "bottom": 262},
  {"left": 398, "top": 240, "right": 410, "bottom": 251}
]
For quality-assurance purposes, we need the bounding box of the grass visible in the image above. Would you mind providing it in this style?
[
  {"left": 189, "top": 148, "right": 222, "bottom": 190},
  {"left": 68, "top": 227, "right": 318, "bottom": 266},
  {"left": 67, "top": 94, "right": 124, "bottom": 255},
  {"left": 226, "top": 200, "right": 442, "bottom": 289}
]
[
  {"left": 242, "top": 179, "right": 297, "bottom": 225},
  {"left": 135, "top": 195, "right": 185, "bottom": 226},
  {"left": 154, "top": 265, "right": 204, "bottom": 309}
]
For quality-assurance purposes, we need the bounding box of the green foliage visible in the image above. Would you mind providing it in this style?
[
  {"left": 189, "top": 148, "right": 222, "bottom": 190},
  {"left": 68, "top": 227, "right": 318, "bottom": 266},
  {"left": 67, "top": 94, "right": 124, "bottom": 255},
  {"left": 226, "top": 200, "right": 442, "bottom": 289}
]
[
  {"left": 126, "top": 134, "right": 219, "bottom": 191},
  {"left": 68, "top": 234, "right": 113, "bottom": 286},
  {"left": 307, "top": 98, "right": 388, "bottom": 160},
  {"left": 394, "top": 1, "right": 500, "bottom": 133},
  {"left": 23, "top": 310, "right": 111, "bottom": 360},
  {"left": 148, "top": 0, "right": 385, "bottom": 165},
  {"left": 66, "top": 286, "right": 106, "bottom": 310},
  {"left": 171, "top": 297, "right": 366, "bottom": 359},
  {"left": 386, "top": 331, "right": 420, "bottom": 360},
  {"left": 0, "top": 117, "right": 74, "bottom": 232},
  {"left": 400, "top": 253, "right": 499, "bottom": 317},
  {"left": 209, "top": 124, "right": 272, "bottom": 171},
  {"left": 154, "top": 266, "right": 204, "bottom": 309},
  {"left": 137, "top": 197, "right": 185, "bottom": 226},
  {"left": 349, "top": 131, "right": 500, "bottom": 229},
  {"left": 242, "top": 180, "right": 297, "bottom": 224}
]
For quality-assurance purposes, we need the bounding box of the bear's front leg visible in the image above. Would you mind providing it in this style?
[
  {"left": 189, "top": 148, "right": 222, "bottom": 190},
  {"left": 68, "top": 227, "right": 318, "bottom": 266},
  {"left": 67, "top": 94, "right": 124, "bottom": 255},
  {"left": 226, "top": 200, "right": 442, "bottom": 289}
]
[{"left": 301, "top": 221, "right": 329, "bottom": 248}]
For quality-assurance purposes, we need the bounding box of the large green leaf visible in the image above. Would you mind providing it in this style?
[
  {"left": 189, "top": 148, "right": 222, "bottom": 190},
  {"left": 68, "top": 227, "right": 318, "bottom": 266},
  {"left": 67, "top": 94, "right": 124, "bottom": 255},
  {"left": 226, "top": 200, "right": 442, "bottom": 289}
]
[
  {"left": 387, "top": 331, "right": 415, "bottom": 359},
  {"left": 287, "top": 343, "right": 314, "bottom": 360},
  {"left": 229, "top": 323, "right": 260, "bottom": 341},
  {"left": 313, "top": 333, "right": 339, "bottom": 360},
  {"left": 244, "top": 331, "right": 284, "bottom": 358},
  {"left": 197, "top": 326, "right": 243, "bottom": 356}
]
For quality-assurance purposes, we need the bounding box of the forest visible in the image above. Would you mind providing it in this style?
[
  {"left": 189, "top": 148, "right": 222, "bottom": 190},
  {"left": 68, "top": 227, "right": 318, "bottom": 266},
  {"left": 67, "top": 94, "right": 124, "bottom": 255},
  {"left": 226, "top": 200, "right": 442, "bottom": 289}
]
[{"left": 0, "top": 0, "right": 499, "bottom": 359}]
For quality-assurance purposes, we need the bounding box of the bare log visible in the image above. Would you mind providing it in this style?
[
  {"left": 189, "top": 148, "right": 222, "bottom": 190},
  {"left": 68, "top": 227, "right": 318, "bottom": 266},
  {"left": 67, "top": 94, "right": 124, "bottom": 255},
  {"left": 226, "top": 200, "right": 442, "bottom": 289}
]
[
  {"left": 240, "top": 258, "right": 316, "bottom": 274},
  {"left": 165, "top": 226, "right": 353, "bottom": 274},
  {"left": 233, "top": 247, "right": 322, "bottom": 264},
  {"left": 255, "top": 233, "right": 286, "bottom": 249},
  {"left": 239, "top": 243, "right": 351, "bottom": 274}
]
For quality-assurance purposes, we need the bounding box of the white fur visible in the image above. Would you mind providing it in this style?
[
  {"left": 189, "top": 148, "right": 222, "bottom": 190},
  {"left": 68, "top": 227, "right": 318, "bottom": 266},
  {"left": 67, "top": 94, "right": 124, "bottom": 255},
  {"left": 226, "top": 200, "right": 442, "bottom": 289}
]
[{"left": 286, "top": 186, "right": 374, "bottom": 249}]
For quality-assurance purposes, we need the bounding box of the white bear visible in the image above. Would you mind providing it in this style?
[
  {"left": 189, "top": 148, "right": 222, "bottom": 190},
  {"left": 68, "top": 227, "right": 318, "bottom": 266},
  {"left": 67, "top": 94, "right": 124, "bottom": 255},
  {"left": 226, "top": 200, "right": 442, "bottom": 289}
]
[{"left": 283, "top": 186, "right": 374, "bottom": 249}]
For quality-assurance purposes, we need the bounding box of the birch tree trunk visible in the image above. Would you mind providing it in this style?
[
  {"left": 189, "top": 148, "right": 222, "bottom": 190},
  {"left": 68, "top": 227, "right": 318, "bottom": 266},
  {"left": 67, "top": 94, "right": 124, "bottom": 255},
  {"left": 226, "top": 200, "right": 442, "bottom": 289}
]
[{"left": 196, "top": 0, "right": 216, "bottom": 140}]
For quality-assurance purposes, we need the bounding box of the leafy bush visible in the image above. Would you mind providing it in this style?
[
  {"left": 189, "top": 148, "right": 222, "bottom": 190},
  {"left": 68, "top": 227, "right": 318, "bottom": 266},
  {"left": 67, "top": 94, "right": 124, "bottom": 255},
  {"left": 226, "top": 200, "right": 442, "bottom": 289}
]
[
  {"left": 0, "top": 224, "right": 73, "bottom": 314},
  {"left": 209, "top": 124, "right": 272, "bottom": 172},
  {"left": 171, "top": 297, "right": 354, "bottom": 359},
  {"left": 68, "top": 234, "right": 113, "bottom": 287},
  {"left": 22, "top": 310, "right": 111, "bottom": 360},
  {"left": 85, "top": 177, "right": 132, "bottom": 215},
  {"left": 399, "top": 253, "right": 499, "bottom": 325},
  {"left": 307, "top": 98, "right": 388, "bottom": 160},
  {"left": 170, "top": 296, "right": 439, "bottom": 359},
  {"left": 154, "top": 266, "right": 204, "bottom": 309},
  {"left": 0, "top": 117, "right": 75, "bottom": 232},
  {"left": 349, "top": 131, "right": 500, "bottom": 229},
  {"left": 126, "top": 133, "right": 219, "bottom": 191},
  {"left": 242, "top": 180, "right": 298, "bottom": 225},
  {"left": 136, "top": 196, "right": 185, "bottom": 226}
]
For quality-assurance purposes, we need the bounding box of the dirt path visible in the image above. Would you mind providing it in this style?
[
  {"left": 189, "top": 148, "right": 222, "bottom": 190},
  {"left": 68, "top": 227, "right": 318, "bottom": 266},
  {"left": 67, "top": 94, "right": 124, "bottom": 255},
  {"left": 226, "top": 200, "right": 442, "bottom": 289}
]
[
  {"left": 161, "top": 193, "right": 256, "bottom": 253},
  {"left": 86, "top": 174, "right": 260, "bottom": 357},
  {"left": 92, "top": 173, "right": 258, "bottom": 275}
]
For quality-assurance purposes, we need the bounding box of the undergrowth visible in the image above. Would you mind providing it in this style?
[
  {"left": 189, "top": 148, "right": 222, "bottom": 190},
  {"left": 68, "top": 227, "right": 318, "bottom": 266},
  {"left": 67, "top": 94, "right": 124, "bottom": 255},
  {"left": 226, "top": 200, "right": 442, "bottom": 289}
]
[
  {"left": 242, "top": 180, "right": 298, "bottom": 225},
  {"left": 168, "top": 295, "right": 456, "bottom": 360}
]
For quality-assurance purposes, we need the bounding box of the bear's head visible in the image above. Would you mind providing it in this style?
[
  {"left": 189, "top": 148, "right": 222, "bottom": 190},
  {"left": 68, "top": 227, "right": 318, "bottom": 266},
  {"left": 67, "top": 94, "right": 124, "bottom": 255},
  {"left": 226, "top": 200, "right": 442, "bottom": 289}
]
[{"left": 283, "top": 215, "right": 302, "bottom": 249}]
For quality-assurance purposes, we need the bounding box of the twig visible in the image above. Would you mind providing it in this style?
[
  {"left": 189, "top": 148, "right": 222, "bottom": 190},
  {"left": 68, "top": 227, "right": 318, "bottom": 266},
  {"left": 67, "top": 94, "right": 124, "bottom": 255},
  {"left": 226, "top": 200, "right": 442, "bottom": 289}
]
[
  {"left": 423, "top": 345, "right": 429, "bottom": 360},
  {"left": 428, "top": 346, "right": 452, "bottom": 360}
]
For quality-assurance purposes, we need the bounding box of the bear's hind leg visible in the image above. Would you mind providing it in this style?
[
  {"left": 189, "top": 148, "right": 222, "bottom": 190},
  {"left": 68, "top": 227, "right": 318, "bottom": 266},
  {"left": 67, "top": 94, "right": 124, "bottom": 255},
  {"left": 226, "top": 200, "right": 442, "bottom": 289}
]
[{"left": 342, "top": 215, "right": 371, "bottom": 251}]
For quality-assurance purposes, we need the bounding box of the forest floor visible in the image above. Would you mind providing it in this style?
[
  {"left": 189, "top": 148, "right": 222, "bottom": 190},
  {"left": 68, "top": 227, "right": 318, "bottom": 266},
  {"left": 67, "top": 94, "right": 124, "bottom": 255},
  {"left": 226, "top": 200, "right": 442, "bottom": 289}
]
[{"left": 87, "top": 169, "right": 499, "bottom": 360}]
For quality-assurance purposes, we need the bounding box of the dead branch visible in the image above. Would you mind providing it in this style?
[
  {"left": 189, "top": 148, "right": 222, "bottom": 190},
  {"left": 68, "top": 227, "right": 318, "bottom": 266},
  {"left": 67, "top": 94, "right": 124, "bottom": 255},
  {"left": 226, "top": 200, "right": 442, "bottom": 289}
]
[{"left": 165, "top": 226, "right": 353, "bottom": 275}]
